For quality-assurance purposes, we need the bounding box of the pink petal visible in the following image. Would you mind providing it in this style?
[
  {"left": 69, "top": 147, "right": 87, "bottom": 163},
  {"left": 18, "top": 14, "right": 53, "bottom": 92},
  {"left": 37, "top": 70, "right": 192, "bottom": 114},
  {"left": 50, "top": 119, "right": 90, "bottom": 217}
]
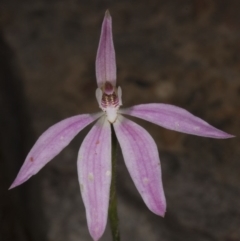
[
  {"left": 120, "top": 104, "right": 234, "bottom": 138},
  {"left": 10, "top": 113, "right": 101, "bottom": 189},
  {"left": 96, "top": 10, "right": 116, "bottom": 88},
  {"left": 77, "top": 117, "right": 111, "bottom": 241},
  {"left": 113, "top": 115, "right": 166, "bottom": 216}
]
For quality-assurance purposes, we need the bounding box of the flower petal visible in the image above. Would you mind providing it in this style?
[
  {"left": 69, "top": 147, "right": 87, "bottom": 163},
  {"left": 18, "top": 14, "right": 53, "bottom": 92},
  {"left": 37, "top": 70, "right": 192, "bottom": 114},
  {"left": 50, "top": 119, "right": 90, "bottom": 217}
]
[
  {"left": 10, "top": 113, "right": 101, "bottom": 189},
  {"left": 96, "top": 10, "right": 116, "bottom": 87},
  {"left": 113, "top": 115, "right": 166, "bottom": 216},
  {"left": 77, "top": 116, "right": 111, "bottom": 241},
  {"left": 120, "top": 104, "right": 234, "bottom": 138}
]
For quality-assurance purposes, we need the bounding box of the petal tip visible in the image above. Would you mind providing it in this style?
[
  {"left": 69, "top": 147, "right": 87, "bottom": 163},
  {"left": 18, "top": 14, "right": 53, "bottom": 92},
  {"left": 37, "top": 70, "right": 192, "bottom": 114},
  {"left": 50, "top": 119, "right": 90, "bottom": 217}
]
[
  {"left": 150, "top": 204, "right": 166, "bottom": 217},
  {"left": 105, "top": 9, "right": 111, "bottom": 18},
  {"left": 214, "top": 132, "right": 235, "bottom": 139},
  {"left": 9, "top": 175, "right": 28, "bottom": 190},
  {"left": 89, "top": 228, "right": 104, "bottom": 241},
  {"left": 148, "top": 193, "right": 167, "bottom": 217},
  {"left": 225, "top": 133, "right": 235, "bottom": 139},
  {"left": 159, "top": 209, "right": 166, "bottom": 218},
  {"left": 9, "top": 183, "right": 17, "bottom": 190}
]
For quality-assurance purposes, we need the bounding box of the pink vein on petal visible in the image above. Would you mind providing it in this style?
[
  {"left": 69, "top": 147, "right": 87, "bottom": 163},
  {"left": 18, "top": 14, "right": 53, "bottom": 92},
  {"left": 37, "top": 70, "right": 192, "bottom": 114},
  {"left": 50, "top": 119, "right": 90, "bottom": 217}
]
[
  {"left": 10, "top": 113, "right": 102, "bottom": 189},
  {"left": 120, "top": 104, "right": 234, "bottom": 138},
  {"left": 113, "top": 115, "right": 166, "bottom": 216},
  {"left": 77, "top": 116, "right": 111, "bottom": 241},
  {"left": 96, "top": 10, "right": 116, "bottom": 87}
]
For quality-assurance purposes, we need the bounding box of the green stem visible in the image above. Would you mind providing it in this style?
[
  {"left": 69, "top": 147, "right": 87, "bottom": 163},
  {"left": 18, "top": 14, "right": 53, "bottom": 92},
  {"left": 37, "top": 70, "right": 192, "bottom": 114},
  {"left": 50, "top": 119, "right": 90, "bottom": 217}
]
[{"left": 108, "top": 125, "right": 120, "bottom": 241}]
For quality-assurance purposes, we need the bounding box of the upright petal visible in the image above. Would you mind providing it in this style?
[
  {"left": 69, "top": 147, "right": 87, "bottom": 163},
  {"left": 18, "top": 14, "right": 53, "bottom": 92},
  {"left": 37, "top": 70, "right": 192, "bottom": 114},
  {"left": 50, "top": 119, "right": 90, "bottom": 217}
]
[
  {"left": 120, "top": 104, "right": 234, "bottom": 138},
  {"left": 96, "top": 10, "right": 116, "bottom": 87},
  {"left": 78, "top": 116, "right": 111, "bottom": 241},
  {"left": 113, "top": 115, "right": 166, "bottom": 216},
  {"left": 10, "top": 113, "right": 102, "bottom": 189}
]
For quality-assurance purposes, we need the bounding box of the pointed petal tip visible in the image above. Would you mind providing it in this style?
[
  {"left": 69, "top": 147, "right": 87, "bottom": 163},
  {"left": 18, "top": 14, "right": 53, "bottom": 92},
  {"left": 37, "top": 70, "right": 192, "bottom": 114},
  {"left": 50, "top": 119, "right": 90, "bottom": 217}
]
[
  {"left": 157, "top": 208, "right": 166, "bottom": 218},
  {"left": 154, "top": 211, "right": 166, "bottom": 218},
  {"left": 224, "top": 133, "right": 235, "bottom": 139},
  {"left": 9, "top": 175, "right": 28, "bottom": 190},
  {"left": 105, "top": 9, "right": 111, "bottom": 18},
  {"left": 89, "top": 224, "right": 105, "bottom": 241},
  {"left": 212, "top": 132, "right": 235, "bottom": 139},
  {"left": 149, "top": 202, "right": 166, "bottom": 217},
  {"left": 9, "top": 183, "right": 16, "bottom": 190},
  {"left": 90, "top": 231, "right": 101, "bottom": 241}
]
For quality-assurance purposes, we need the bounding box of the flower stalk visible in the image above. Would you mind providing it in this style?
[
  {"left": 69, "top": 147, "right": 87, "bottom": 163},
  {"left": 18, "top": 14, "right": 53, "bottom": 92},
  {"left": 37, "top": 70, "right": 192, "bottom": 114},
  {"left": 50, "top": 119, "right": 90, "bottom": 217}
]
[{"left": 108, "top": 125, "right": 120, "bottom": 241}]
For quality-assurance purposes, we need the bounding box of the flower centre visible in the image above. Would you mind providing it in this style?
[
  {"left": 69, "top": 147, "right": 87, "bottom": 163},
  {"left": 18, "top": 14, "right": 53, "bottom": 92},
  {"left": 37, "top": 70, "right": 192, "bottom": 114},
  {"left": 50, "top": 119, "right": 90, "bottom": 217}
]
[
  {"left": 101, "top": 83, "right": 118, "bottom": 108},
  {"left": 95, "top": 82, "right": 122, "bottom": 123}
]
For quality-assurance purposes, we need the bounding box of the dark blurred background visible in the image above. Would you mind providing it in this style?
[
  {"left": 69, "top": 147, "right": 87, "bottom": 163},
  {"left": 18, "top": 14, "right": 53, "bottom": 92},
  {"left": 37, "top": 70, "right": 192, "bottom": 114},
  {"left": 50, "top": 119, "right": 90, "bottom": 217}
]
[{"left": 0, "top": 0, "right": 239, "bottom": 240}]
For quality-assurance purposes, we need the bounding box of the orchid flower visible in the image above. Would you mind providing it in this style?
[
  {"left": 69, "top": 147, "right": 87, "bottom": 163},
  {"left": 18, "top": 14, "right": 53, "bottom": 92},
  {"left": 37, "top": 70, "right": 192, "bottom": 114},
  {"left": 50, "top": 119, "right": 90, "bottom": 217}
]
[{"left": 10, "top": 10, "right": 233, "bottom": 241}]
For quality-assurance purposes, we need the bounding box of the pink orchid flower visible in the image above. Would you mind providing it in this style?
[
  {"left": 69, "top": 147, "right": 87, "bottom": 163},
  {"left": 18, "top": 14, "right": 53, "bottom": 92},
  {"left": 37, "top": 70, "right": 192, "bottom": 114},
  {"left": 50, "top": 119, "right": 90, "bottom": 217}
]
[{"left": 10, "top": 10, "right": 233, "bottom": 241}]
